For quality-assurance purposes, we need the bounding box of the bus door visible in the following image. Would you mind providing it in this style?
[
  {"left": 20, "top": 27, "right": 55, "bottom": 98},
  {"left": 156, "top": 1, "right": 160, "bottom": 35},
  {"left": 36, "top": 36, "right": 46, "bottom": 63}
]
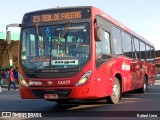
[
  {"left": 121, "top": 32, "right": 135, "bottom": 91},
  {"left": 95, "top": 16, "right": 113, "bottom": 94},
  {"left": 147, "top": 47, "right": 156, "bottom": 84},
  {"left": 132, "top": 38, "right": 143, "bottom": 89},
  {"left": 134, "top": 60, "right": 143, "bottom": 88},
  {"left": 122, "top": 57, "right": 135, "bottom": 91},
  {"left": 150, "top": 63, "right": 156, "bottom": 84}
]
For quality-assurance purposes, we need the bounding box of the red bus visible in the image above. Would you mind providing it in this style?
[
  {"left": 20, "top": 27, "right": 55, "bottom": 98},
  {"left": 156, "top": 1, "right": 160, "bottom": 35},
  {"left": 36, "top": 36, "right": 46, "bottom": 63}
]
[{"left": 6, "top": 6, "right": 156, "bottom": 104}]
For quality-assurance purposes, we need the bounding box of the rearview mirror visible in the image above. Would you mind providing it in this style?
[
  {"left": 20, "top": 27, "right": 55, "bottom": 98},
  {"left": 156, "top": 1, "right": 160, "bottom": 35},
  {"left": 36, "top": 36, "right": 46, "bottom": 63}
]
[
  {"left": 6, "top": 31, "right": 11, "bottom": 45},
  {"left": 95, "top": 26, "right": 102, "bottom": 41}
]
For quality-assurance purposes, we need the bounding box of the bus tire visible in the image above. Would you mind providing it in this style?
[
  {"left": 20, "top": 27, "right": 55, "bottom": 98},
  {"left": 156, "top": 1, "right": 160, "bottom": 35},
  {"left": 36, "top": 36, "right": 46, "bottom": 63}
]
[{"left": 106, "top": 77, "right": 121, "bottom": 104}]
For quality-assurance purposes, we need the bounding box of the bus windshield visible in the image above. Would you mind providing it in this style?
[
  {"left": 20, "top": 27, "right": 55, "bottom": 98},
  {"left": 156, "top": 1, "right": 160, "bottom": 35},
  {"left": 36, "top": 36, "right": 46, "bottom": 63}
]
[{"left": 21, "top": 22, "right": 90, "bottom": 69}]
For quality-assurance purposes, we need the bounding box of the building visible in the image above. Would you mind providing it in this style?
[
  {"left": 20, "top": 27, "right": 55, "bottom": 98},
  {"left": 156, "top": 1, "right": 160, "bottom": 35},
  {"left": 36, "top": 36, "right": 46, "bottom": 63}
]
[{"left": 0, "top": 32, "right": 19, "bottom": 69}]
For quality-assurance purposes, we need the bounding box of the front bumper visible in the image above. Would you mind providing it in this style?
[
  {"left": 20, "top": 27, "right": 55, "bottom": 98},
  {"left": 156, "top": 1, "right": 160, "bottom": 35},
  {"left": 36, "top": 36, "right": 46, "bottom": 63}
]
[{"left": 20, "top": 81, "right": 101, "bottom": 100}]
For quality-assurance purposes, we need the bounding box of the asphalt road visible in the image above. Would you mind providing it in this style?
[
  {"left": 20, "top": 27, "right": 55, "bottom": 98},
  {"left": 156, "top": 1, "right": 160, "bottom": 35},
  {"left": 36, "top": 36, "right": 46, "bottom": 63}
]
[{"left": 0, "top": 82, "right": 160, "bottom": 120}]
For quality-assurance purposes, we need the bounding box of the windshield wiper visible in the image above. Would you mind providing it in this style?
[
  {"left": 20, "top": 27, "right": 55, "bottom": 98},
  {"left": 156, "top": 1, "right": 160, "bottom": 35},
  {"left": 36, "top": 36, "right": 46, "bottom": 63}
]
[
  {"left": 57, "top": 21, "right": 72, "bottom": 54},
  {"left": 35, "top": 23, "right": 44, "bottom": 55},
  {"left": 35, "top": 23, "right": 40, "bottom": 40}
]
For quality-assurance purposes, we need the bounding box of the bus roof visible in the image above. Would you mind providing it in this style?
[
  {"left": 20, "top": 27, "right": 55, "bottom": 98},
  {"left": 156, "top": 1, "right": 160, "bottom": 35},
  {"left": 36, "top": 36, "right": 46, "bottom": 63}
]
[
  {"left": 25, "top": 6, "right": 92, "bottom": 14},
  {"left": 23, "top": 6, "right": 154, "bottom": 47},
  {"left": 92, "top": 6, "right": 154, "bottom": 47}
]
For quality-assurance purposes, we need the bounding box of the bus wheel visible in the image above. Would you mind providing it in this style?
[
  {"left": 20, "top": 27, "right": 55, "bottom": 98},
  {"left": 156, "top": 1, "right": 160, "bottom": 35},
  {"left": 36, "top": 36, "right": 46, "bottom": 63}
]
[
  {"left": 139, "top": 76, "right": 147, "bottom": 93},
  {"left": 106, "top": 77, "right": 121, "bottom": 104}
]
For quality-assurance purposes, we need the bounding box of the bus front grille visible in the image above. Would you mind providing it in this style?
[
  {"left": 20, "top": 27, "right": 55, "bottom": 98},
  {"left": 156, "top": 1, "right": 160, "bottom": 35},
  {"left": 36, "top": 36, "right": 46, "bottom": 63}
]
[{"left": 26, "top": 72, "right": 78, "bottom": 79}]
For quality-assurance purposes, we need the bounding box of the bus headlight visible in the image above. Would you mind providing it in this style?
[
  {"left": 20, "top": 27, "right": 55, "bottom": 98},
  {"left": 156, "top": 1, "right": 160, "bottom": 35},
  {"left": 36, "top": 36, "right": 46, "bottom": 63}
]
[
  {"left": 18, "top": 72, "right": 28, "bottom": 87},
  {"left": 75, "top": 70, "right": 92, "bottom": 86}
]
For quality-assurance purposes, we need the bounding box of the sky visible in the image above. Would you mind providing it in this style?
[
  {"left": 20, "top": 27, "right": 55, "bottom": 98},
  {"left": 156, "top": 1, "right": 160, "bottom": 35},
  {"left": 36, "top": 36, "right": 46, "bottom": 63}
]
[{"left": 0, "top": 0, "right": 160, "bottom": 50}]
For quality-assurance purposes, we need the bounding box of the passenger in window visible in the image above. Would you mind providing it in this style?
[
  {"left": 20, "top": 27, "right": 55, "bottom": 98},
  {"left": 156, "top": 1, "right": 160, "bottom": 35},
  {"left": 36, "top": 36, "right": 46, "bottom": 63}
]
[{"left": 68, "top": 37, "right": 78, "bottom": 56}]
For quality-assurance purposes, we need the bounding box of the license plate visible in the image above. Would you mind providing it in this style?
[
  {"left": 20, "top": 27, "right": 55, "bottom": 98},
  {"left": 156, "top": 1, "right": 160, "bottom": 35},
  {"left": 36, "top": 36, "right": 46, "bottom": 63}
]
[{"left": 44, "top": 94, "right": 59, "bottom": 99}]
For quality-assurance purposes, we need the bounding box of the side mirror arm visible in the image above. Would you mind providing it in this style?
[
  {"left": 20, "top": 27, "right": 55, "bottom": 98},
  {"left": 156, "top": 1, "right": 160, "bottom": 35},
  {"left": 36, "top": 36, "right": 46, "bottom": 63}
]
[{"left": 6, "top": 23, "right": 21, "bottom": 45}]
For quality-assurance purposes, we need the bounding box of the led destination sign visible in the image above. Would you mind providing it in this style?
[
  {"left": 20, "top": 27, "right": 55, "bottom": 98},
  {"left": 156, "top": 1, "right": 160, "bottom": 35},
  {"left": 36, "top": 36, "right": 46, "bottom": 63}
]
[
  {"left": 23, "top": 8, "right": 91, "bottom": 24},
  {"left": 33, "top": 11, "right": 82, "bottom": 23}
]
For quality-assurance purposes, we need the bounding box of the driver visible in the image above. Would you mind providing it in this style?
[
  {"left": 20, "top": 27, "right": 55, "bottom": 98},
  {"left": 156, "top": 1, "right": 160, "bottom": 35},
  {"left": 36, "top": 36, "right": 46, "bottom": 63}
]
[{"left": 68, "top": 37, "right": 78, "bottom": 56}]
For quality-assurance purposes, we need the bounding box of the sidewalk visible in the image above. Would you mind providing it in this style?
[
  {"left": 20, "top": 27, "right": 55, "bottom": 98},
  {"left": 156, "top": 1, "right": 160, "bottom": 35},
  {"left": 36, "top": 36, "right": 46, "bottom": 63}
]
[
  {"left": 0, "top": 79, "right": 19, "bottom": 89},
  {"left": 0, "top": 84, "right": 19, "bottom": 92},
  {"left": 154, "top": 79, "right": 160, "bottom": 85},
  {"left": 1, "top": 84, "right": 19, "bottom": 89}
]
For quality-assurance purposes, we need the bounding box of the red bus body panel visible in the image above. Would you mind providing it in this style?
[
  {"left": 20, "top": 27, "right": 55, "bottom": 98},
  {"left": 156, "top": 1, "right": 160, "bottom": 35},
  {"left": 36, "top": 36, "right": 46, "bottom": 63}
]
[{"left": 18, "top": 6, "right": 156, "bottom": 100}]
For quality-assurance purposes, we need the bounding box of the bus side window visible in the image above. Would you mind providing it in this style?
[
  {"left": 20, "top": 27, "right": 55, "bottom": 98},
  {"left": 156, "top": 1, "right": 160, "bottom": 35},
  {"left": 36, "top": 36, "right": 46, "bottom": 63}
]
[
  {"left": 96, "top": 29, "right": 111, "bottom": 68},
  {"left": 140, "top": 41, "right": 146, "bottom": 61},
  {"left": 146, "top": 45, "right": 151, "bottom": 62},
  {"left": 133, "top": 38, "right": 140, "bottom": 59},
  {"left": 122, "top": 31, "right": 132, "bottom": 58},
  {"left": 112, "top": 26, "right": 122, "bottom": 55},
  {"left": 96, "top": 30, "right": 111, "bottom": 57},
  {"left": 150, "top": 47, "right": 155, "bottom": 63}
]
